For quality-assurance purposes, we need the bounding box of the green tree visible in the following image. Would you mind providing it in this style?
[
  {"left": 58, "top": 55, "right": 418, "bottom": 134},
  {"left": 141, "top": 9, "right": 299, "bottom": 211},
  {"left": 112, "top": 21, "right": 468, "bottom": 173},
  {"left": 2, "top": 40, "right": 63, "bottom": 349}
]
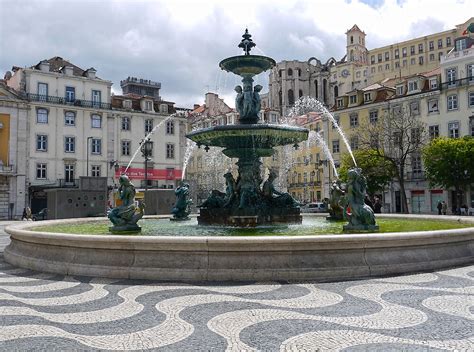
[
  {"left": 339, "top": 149, "right": 396, "bottom": 198},
  {"left": 422, "top": 136, "right": 474, "bottom": 212}
]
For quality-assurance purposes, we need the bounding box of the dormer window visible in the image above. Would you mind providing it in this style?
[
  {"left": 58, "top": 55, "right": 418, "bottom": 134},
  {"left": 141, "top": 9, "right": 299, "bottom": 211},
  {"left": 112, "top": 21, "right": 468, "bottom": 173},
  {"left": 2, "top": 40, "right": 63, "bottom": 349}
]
[
  {"left": 396, "top": 86, "right": 404, "bottom": 96},
  {"left": 364, "top": 92, "right": 371, "bottom": 102},
  {"left": 123, "top": 100, "right": 132, "bottom": 109},
  {"left": 349, "top": 95, "right": 357, "bottom": 104},
  {"left": 408, "top": 80, "right": 419, "bottom": 92},
  {"left": 145, "top": 101, "right": 153, "bottom": 111},
  {"left": 429, "top": 78, "right": 438, "bottom": 90},
  {"left": 455, "top": 38, "right": 467, "bottom": 51},
  {"left": 336, "top": 98, "right": 343, "bottom": 108}
]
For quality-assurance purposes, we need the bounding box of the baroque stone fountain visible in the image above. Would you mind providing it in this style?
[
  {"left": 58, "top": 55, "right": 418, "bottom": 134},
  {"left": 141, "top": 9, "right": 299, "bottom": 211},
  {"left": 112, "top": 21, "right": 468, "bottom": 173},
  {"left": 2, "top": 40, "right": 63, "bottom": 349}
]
[{"left": 187, "top": 30, "right": 309, "bottom": 226}]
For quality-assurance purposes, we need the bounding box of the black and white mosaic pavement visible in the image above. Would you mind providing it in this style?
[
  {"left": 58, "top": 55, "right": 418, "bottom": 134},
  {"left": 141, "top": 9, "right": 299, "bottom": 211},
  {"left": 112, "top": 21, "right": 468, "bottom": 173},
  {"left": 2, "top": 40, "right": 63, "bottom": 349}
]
[{"left": 0, "top": 222, "right": 473, "bottom": 351}]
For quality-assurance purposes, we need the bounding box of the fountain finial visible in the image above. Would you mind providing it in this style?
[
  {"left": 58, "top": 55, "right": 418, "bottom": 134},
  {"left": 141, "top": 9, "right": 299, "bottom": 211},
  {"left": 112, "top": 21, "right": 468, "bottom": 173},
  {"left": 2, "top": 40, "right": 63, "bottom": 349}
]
[{"left": 238, "top": 28, "right": 256, "bottom": 55}]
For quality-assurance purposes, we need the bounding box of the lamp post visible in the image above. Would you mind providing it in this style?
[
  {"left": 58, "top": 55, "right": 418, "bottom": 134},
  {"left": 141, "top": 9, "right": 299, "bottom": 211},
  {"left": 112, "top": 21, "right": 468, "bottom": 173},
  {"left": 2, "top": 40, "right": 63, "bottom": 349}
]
[
  {"left": 86, "top": 137, "right": 93, "bottom": 177},
  {"left": 140, "top": 138, "right": 153, "bottom": 192}
]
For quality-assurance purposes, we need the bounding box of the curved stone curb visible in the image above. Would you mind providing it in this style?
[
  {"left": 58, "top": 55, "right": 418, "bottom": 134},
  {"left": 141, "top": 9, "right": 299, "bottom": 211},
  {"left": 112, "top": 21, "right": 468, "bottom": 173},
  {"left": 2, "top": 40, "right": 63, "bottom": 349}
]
[{"left": 4, "top": 215, "right": 474, "bottom": 282}]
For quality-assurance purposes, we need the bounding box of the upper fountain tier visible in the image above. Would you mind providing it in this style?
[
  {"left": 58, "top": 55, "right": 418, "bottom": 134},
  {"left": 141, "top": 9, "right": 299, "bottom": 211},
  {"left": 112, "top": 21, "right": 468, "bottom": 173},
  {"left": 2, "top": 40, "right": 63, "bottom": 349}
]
[{"left": 219, "top": 29, "right": 276, "bottom": 77}]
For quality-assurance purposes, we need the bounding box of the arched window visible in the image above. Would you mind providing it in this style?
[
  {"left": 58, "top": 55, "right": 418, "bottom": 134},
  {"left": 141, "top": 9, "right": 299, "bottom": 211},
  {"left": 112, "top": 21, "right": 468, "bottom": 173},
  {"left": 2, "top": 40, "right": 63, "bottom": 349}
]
[
  {"left": 299, "top": 89, "right": 303, "bottom": 98},
  {"left": 279, "top": 70, "right": 282, "bottom": 77},
  {"left": 351, "top": 36, "right": 354, "bottom": 44},
  {"left": 314, "top": 80, "right": 318, "bottom": 99},
  {"left": 288, "top": 89, "right": 295, "bottom": 105},
  {"left": 334, "top": 86, "right": 339, "bottom": 99},
  {"left": 288, "top": 68, "right": 293, "bottom": 76},
  {"left": 278, "top": 90, "right": 282, "bottom": 107},
  {"left": 350, "top": 49, "right": 354, "bottom": 61},
  {"left": 323, "top": 79, "right": 328, "bottom": 104},
  {"left": 297, "top": 68, "right": 301, "bottom": 76}
]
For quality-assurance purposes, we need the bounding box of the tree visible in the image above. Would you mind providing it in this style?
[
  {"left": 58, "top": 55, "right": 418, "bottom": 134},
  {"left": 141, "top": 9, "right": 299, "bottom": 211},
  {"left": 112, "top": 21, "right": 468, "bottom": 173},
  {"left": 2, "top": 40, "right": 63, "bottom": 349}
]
[
  {"left": 355, "top": 104, "right": 427, "bottom": 213},
  {"left": 422, "top": 136, "right": 474, "bottom": 212},
  {"left": 339, "top": 149, "right": 396, "bottom": 198}
]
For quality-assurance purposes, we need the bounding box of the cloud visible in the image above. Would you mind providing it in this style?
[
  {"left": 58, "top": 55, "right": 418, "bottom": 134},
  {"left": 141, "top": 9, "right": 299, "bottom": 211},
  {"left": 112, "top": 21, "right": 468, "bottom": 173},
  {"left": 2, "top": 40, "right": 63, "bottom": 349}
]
[{"left": 0, "top": 0, "right": 471, "bottom": 108}]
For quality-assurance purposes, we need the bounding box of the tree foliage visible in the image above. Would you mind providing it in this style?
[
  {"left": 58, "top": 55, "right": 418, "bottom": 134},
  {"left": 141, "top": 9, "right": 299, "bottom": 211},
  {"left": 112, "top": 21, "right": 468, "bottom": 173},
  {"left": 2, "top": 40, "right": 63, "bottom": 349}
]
[
  {"left": 339, "top": 149, "right": 396, "bottom": 197},
  {"left": 422, "top": 136, "right": 474, "bottom": 192}
]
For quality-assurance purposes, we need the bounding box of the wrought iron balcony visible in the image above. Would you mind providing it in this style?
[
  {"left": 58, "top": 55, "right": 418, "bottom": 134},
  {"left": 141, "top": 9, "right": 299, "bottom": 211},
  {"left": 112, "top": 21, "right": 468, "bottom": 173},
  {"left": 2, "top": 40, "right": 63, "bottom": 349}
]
[
  {"left": 27, "top": 93, "right": 111, "bottom": 110},
  {"left": 440, "top": 77, "right": 474, "bottom": 91},
  {"left": 58, "top": 178, "right": 80, "bottom": 188},
  {"left": 406, "top": 171, "right": 425, "bottom": 181}
]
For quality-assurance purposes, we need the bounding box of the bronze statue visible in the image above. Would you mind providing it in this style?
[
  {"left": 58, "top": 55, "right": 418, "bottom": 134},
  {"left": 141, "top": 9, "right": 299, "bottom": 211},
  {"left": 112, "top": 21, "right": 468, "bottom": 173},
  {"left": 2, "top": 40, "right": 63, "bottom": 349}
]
[
  {"left": 171, "top": 182, "right": 192, "bottom": 221},
  {"left": 327, "top": 179, "right": 345, "bottom": 220},
  {"left": 262, "top": 171, "right": 299, "bottom": 208},
  {"left": 108, "top": 175, "right": 144, "bottom": 232}
]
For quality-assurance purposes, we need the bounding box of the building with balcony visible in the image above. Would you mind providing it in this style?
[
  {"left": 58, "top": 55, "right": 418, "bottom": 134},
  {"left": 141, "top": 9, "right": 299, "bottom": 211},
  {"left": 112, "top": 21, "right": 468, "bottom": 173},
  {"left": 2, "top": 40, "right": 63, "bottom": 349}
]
[{"left": 0, "top": 81, "right": 29, "bottom": 219}]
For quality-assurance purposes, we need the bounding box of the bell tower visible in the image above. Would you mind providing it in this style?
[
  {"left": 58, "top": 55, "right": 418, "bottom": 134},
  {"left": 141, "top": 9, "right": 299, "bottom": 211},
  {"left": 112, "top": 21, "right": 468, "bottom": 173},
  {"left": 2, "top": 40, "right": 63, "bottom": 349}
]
[{"left": 346, "top": 24, "right": 367, "bottom": 64}]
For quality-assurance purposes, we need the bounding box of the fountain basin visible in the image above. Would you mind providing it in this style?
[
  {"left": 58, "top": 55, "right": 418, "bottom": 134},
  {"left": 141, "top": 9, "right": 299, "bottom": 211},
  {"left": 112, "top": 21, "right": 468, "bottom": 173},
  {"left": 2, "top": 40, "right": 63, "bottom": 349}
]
[
  {"left": 219, "top": 55, "right": 276, "bottom": 76},
  {"left": 4, "top": 214, "right": 474, "bottom": 281}
]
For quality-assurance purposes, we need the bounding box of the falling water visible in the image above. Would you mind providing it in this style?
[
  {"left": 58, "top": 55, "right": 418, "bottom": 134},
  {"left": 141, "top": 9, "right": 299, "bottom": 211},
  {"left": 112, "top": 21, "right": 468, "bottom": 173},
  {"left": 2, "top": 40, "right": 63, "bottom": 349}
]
[
  {"left": 181, "top": 139, "right": 197, "bottom": 180},
  {"left": 124, "top": 114, "right": 176, "bottom": 173},
  {"left": 289, "top": 96, "right": 357, "bottom": 167},
  {"left": 308, "top": 130, "right": 338, "bottom": 179}
]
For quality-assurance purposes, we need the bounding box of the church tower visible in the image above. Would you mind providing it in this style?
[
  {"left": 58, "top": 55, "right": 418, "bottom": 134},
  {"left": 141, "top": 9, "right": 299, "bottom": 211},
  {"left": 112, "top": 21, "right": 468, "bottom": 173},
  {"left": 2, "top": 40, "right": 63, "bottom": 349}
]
[{"left": 346, "top": 25, "right": 367, "bottom": 64}]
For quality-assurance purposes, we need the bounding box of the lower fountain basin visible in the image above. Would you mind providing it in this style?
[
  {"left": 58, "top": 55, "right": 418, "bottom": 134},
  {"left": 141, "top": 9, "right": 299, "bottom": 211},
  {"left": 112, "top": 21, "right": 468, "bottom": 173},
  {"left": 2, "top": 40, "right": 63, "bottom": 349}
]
[
  {"left": 186, "top": 124, "right": 309, "bottom": 150},
  {"left": 4, "top": 214, "right": 474, "bottom": 282}
]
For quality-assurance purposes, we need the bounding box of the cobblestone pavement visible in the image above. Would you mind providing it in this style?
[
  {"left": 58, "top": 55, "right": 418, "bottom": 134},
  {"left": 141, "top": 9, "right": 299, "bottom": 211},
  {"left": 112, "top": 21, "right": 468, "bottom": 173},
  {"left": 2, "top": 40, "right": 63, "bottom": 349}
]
[{"left": 0, "top": 223, "right": 473, "bottom": 350}]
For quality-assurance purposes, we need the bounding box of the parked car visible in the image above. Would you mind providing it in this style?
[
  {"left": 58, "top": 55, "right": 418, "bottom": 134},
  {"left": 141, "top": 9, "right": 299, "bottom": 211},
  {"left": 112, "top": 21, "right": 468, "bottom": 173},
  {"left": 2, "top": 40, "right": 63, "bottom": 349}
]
[
  {"left": 32, "top": 208, "right": 48, "bottom": 221},
  {"left": 301, "top": 202, "right": 328, "bottom": 213}
]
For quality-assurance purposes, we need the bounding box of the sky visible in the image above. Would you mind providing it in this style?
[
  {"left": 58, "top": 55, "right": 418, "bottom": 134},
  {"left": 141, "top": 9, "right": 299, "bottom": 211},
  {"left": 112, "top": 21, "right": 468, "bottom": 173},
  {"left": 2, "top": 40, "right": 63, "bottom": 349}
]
[{"left": 0, "top": 0, "right": 472, "bottom": 108}]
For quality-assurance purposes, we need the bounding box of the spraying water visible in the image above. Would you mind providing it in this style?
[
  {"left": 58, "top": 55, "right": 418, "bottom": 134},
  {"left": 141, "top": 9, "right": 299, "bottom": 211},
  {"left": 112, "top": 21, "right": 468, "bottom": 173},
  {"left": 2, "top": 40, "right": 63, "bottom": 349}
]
[
  {"left": 308, "top": 130, "right": 338, "bottom": 179},
  {"left": 124, "top": 114, "right": 176, "bottom": 173},
  {"left": 289, "top": 96, "right": 357, "bottom": 167},
  {"left": 181, "top": 139, "right": 197, "bottom": 180}
]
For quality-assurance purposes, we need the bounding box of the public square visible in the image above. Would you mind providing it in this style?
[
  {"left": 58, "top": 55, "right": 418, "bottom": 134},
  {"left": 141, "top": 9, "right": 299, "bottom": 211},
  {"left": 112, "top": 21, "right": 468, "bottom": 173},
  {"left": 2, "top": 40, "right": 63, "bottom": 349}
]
[{"left": 0, "top": 221, "right": 472, "bottom": 351}]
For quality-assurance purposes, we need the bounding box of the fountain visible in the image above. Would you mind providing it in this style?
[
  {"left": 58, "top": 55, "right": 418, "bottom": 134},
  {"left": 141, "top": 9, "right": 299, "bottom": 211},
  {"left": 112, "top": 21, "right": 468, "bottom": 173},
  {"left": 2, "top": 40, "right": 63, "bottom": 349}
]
[{"left": 186, "top": 29, "right": 308, "bottom": 226}]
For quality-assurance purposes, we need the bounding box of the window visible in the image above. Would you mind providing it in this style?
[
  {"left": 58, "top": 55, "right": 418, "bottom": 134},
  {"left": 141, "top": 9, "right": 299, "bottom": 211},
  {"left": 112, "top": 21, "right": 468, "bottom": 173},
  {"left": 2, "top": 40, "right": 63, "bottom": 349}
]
[
  {"left": 396, "top": 86, "right": 404, "bottom": 95},
  {"left": 371, "top": 55, "right": 375, "bottom": 64},
  {"left": 65, "top": 164, "right": 74, "bottom": 183},
  {"left": 92, "top": 90, "right": 101, "bottom": 107},
  {"left": 356, "top": 71, "right": 361, "bottom": 78},
  {"left": 410, "top": 58, "right": 416, "bottom": 65},
  {"left": 332, "top": 140, "right": 340, "bottom": 153},
  {"left": 332, "top": 115, "right": 340, "bottom": 129},
  {"left": 402, "top": 59, "right": 407, "bottom": 67},
  {"left": 65, "top": 86, "right": 75, "bottom": 102},
  {"left": 121, "top": 117, "right": 130, "bottom": 131},
  {"left": 446, "top": 68, "right": 456, "bottom": 85},
  {"left": 288, "top": 89, "right": 295, "bottom": 105},
  {"left": 438, "top": 52, "right": 443, "bottom": 61},
  {"left": 384, "top": 52, "right": 389, "bottom": 61},
  {"left": 395, "top": 61, "right": 400, "bottom": 68},
  {"left": 166, "top": 120, "right": 175, "bottom": 135},
  {"left": 36, "top": 135, "right": 47, "bottom": 151},
  {"left": 369, "top": 110, "right": 378, "bottom": 124},
  {"left": 429, "top": 53, "right": 435, "bottom": 61},
  {"left": 65, "top": 111, "right": 75, "bottom": 126},
  {"left": 37, "top": 108, "right": 48, "bottom": 123},
  {"left": 410, "top": 101, "right": 419, "bottom": 115},
  {"left": 469, "top": 92, "right": 474, "bottom": 107},
  {"left": 411, "top": 154, "right": 422, "bottom": 175},
  {"left": 350, "top": 136, "right": 359, "bottom": 150},
  {"left": 378, "top": 65, "right": 382, "bottom": 72},
  {"left": 418, "top": 43, "right": 423, "bottom": 53},
  {"left": 364, "top": 92, "right": 371, "bottom": 102},
  {"left": 287, "top": 68, "right": 293, "bottom": 76},
  {"left": 166, "top": 143, "right": 175, "bottom": 159},
  {"left": 385, "top": 64, "right": 390, "bottom": 70},
  {"left": 402, "top": 47, "right": 407, "bottom": 57},
  {"left": 468, "top": 64, "right": 474, "bottom": 82},
  {"left": 446, "top": 37, "right": 451, "bottom": 46},
  {"left": 429, "top": 41, "right": 434, "bottom": 51},
  {"left": 350, "top": 114, "right": 358, "bottom": 127},
  {"left": 408, "top": 80, "right": 418, "bottom": 92},
  {"left": 429, "top": 125, "right": 439, "bottom": 139},
  {"left": 438, "top": 39, "right": 443, "bottom": 48},
  {"left": 123, "top": 100, "right": 132, "bottom": 109},
  {"left": 448, "top": 121, "right": 459, "bottom": 138},
  {"left": 36, "top": 163, "right": 47, "bottom": 179},
  {"left": 447, "top": 95, "right": 458, "bottom": 110},
  {"left": 411, "top": 128, "right": 421, "bottom": 144},
  {"left": 37, "top": 82, "right": 48, "bottom": 100},
  {"left": 145, "top": 119, "right": 153, "bottom": 133},
  {"left": 410, "top": 46, "right": 415, "bottom": 55},
  {"left": 145, "top": 101, "right": 153, "bottom": 111},
  {"left": 298, "top": 89, "right": 303, "bottom": 98},
  {"left": 394, "top": 49, "right": 399, "bottom": 59},
  {"left": 64, "top": 136, "right": 75, "bottom": 153},
  {"left": 470, "top": 117, "right": 474, "bottom": 137},
  {"left": 349, "top": 95, "right": 357, "bottom": 104},
  {"left": 91, "top": 138, "right": 101, "bottom": 154},
  {"left": 91, "top": 165, "right": 101, "bottom": 177},
  {"left": 371, "top": 67, "right": 375, "bottom": 73},
  {"left": 455, "top": 39, "right": 467, "bottom": 51},
  {"left": 121, "top": 140, "right": 130, "bottom": 156},
  {"left": 377, "top": 53, "right": 382, "bottom": 63},
  {"left": 418, "top": 56, "right": 424, "bottom": 65},
  {"left": 336, "top": 99, "right": 343, "bottom": 108},
  {"left": 428, "top": 99, "right": 439, "bottom": 113},
  {"left": 91, "top": 114, "right": 101, "bottom": 128},
  {"left": 429, "top": 78, "right": 437, "bottom": 89}
]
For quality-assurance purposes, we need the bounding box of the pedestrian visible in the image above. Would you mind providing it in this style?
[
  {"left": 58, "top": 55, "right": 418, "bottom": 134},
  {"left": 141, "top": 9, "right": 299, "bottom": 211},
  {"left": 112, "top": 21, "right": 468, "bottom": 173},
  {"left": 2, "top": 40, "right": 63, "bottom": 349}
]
[
  {"left": 22, "top": 207, "right": 27, "bottom": 220},
  {"left": 441, "top": 201, "right": 447, "bottom": 215},
  {"left": 437, "top": 201, "right": 442, "bottom": 215},
  {"left": 373, "top": 198, "right": 382, "bottom": 214}
]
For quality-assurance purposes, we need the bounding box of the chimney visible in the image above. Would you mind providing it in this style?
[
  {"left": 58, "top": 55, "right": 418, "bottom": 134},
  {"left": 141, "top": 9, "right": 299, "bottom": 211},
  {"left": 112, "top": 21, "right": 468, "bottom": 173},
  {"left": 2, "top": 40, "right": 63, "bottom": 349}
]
[
  {"left": 85, "top": 68, "right": 96, "bottom": 79},
  {"left": 39, "top": 60, "right": 50, "bottom": 72}
]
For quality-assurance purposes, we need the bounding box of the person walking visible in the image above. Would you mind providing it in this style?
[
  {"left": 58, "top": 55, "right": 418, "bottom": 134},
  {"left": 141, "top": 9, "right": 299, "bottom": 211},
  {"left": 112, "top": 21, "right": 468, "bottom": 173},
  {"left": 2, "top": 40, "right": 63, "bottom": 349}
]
[
  {"left": 437, "top": 201, "right": 442, "bottom": 215},
  {"left": 441, "top": 201, "right": 447, "bottom": 215}
]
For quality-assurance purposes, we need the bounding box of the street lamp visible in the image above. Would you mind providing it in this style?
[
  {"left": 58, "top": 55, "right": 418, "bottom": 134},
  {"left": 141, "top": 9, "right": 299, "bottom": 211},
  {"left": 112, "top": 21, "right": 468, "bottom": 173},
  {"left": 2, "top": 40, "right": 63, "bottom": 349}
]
[
  {"left": 86, "top": 137, "right": 93, "bottom": 177},
  {"left": 140, "top": 138, "right": 153, "bottom": 191}
]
